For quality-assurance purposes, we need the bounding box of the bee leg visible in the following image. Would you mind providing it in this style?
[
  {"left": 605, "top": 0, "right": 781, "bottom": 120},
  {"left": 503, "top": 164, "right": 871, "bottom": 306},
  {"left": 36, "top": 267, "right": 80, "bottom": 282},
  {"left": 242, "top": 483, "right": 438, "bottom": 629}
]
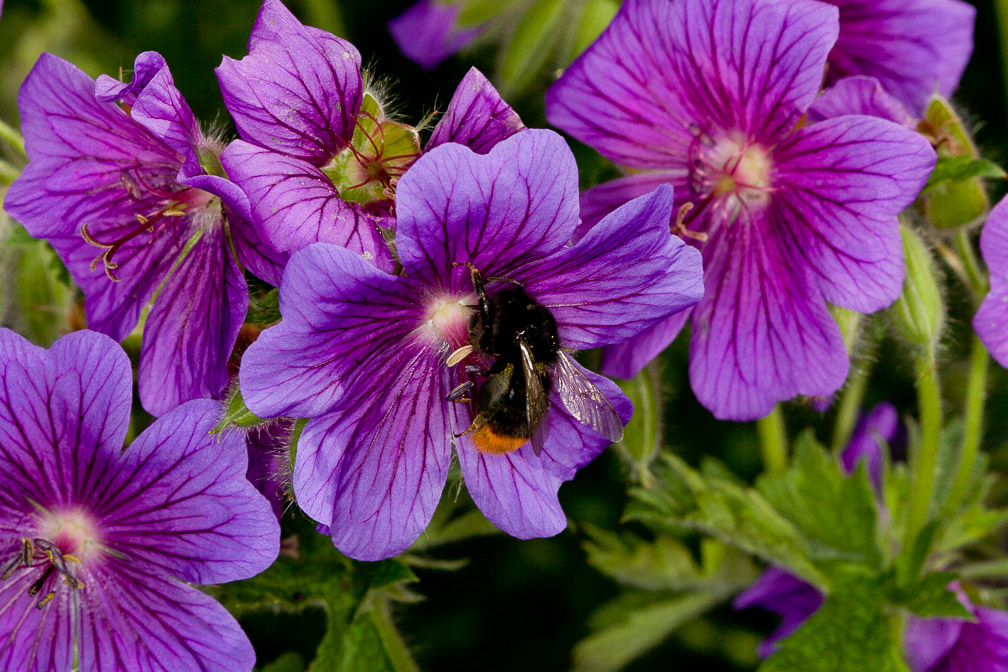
[
  {"left": 446, "top": 380, "right": 474, "bottom": 403},
  {"left": 454, "top": 412, "right": 487, "bottom": 438}
]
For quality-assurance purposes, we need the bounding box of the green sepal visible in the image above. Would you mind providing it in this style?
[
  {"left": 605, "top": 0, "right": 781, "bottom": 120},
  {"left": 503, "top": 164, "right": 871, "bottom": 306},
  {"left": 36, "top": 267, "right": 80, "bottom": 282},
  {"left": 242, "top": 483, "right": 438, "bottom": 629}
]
[
  {"left": 212, "top": 386, "right": 264, "bottom": 433},
  {"left": 924, "top": 156, "right": 1006, "bottom": 191},
  {"left": 613, "top": 365, "right": 662, "bottom": 487},
  {"left": 888, "top": 225, "right": 944, "bottom": 354}
]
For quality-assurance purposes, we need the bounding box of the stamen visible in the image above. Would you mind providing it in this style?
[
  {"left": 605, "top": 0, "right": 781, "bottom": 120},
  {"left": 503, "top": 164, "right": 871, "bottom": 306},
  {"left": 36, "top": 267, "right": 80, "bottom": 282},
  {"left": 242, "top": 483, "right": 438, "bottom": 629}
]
[
  {"left": 81, "top": 201, "right": 189, "bottom": 282},
  {"left": 35, "top": 592, "right": 56, "bottom": 609},
  {"left": 447, "top": 345, "right": 474, "bottom": 367},
  {"left": 671, "top": 203, "right": 709, "bottom": 242}
]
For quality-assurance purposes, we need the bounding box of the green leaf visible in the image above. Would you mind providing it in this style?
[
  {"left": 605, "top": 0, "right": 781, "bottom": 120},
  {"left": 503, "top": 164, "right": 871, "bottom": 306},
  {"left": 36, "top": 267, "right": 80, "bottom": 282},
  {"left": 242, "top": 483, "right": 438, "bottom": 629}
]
[
  {"left": 887, "top": 571, "right": 972, "bottom": 620},
  {"left": 583, "top": 527, "right": 759, "bottom": 592},
  {"left": 625, "top": 454, "right": 827, "bottom": 589},
  {"left": 261, "top": 652, "right": 306, "bottom": 672},
  {"left": 760, "top": 571, "right": 906, "bottom": 672},
  {"left": 567, "top": 0, "right": 619, "bottom": 61},
  {"left": 572, "top": 591, "right": 721, "bottom": 672},
  {"left": 756, "top": 431, "right": 883, "bottom": 572}
]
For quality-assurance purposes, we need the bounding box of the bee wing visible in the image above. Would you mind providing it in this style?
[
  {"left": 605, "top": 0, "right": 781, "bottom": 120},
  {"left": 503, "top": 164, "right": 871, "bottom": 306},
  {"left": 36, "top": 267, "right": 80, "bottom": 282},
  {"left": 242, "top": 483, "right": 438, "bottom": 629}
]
[
  {"left": 554, "top": 351, "right": 624, "bottom": 443},
  {"left": 519, "top": 338, "right": 551, "bottom": 457}
]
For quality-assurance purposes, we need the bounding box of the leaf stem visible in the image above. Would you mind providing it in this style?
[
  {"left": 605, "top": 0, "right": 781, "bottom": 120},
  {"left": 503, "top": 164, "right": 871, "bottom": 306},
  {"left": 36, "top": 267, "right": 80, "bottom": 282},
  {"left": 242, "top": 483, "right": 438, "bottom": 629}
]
[
  {"left": 757, "top": 405, "right": 788, "bottom": 475},
  {"left": 903, "top": 353, "right": 942, "bottom": 549}
]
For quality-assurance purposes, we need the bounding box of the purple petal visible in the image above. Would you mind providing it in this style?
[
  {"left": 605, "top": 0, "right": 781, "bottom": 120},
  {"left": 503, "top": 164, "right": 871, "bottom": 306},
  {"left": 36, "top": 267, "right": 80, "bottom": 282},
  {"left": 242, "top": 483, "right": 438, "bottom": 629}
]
[
  {"left": 137, "top": 228, "right": 247, "bottom": 416},
  {"left": 77, "top": 565, "right": 256, "bottom": 672},
  {"left": 104, "top": 52, "right": 200, "bottom": 159},
  {"left": 388, "top": 0, "right": 483, "bottom": 70},
  {"left": 4, "top": 53, "right": 186, "bottom": 340},
  {"left": 99, "top": 399, "right": 280, "bottom": 583},
  {"left": 241, "top": 244, "right": 427, "bottom": 419},
  {"left": 807, "top": 76, "right": 915, "bottom": 128},
  {"left": 546, "top": 0, "right": 838, "bottom": 168},
  {"left": 904, "top": 614, "right": 967, "bottom": 672},
  {"left": 94, "top": 51, "right": 167, "bottom": 106},
  {"left": 578, "top": 171, "right": 684, "bottom": 234},
  {"left": 733, "top": 567, "right": 824, "bottom": 657},
  {"left": 976, "top": 197, "right": 1008, "bottom": 369},
  {"left": 246, "top": 421, "right": 293, "bottom": 520},
  {"left": 826, "top": 0, "right": 975, "bottom": 113},
  {"left": 427, "top": 67, "right": 525, "bottom": 154},
  {"left": 688, "top": 219, "right": 849, "bottom": 421},
  {"left": 220, "top": 139, "right": 392, "bottom": 268},
  {"left": 292, "top": 346, "right": 452, "bottom": 561},
  {"left": 453, "top": 362, "right": 631, "bottom": 538},
  {"left": 600, "top": 309, "right": 693, "bottom": 379},
  {"left": 841, "top": 402, "right": 898, "bottom": 490},
  {"left": 0, "top": 577, "right": 73, "bottom": 672},
  {"left": 216, "top": 0, "right": 362, "bottom": 163},
  {"left": 0, "top": 330, "right": 131, "bottom": 510},
  {"left": 773, "top": 115, "right": 936, "bottom": 313},
  {"left": 397, "top": 129, "right": 579, "bottom": 286},
  {"left": 523, "top": 184, "right": 703, "bottom": 350}
]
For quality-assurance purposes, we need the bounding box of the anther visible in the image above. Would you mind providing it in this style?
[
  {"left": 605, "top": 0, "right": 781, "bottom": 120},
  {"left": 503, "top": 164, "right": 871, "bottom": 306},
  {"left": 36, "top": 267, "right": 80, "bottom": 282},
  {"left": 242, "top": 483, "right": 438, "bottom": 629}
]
[
  {"left": 446, "top": 345, "right": 474, "bottom": 367},
  {"left": 671, "top": 203, "right": 710, "bottom": 242},
  {"left": 35, "top": 592, "right": 56, "bottom": 609}
]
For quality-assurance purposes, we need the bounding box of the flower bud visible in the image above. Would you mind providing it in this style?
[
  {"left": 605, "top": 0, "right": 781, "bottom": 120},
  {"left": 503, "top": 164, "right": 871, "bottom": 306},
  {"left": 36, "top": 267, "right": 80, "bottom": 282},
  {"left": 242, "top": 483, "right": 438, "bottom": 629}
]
[
  {"left": 919, "top": 95, "right": 996, "bottom": 230},
  {"left": 214, "top": 385, "right": 265, "bottom": 433},
  {"left": 889, "top": 225, "right": 945, "bottom": 353}
]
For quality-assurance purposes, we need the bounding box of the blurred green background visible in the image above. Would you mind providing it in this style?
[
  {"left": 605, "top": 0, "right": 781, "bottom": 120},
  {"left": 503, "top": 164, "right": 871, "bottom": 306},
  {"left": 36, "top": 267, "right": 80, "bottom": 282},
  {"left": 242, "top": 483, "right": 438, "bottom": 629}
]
[{"left": 2, "top": 0, "right": 1007, "bottom": 670}]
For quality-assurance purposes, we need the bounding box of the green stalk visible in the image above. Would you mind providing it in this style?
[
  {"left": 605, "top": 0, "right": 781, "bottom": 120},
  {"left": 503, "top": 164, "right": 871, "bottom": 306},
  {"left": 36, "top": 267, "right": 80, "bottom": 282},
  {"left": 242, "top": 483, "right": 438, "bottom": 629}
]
[
  {"left": 831, "top": 335, "right": 879, "bottom": 454},
  {"left": 0, "top": 119, "right": 25, "bottom": 158},
  {"left": 942, "top": 231, "right": 990, "bottom": 514},
  {"left": 757, "top": 405, "right": 788, "bottom": 475},
  {"left": 903, "top": 353, "right": 942, "bottom": 549}
]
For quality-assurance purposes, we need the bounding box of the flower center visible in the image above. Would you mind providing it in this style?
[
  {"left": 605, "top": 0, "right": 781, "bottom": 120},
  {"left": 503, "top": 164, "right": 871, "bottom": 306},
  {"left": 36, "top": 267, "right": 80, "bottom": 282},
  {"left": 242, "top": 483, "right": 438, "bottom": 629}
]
[
  {"left": 1, "top": 510, "right": 100, "bottom": 608},
  {"left": 81, "top": 168, "right": 212, "bottom": 282},
  {"left": 423, "top": 294, "right": 476, "bottom": 349},
  {"left": 684, "top": 132, "right": 774, "bottom": 232}
]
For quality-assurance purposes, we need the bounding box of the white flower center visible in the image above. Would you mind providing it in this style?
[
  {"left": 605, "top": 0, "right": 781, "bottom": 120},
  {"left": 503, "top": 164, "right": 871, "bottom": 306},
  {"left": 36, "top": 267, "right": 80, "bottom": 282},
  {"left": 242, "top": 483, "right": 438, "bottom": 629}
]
[{"left": 422, "top": 294, "right": 475, "bottom": 349}]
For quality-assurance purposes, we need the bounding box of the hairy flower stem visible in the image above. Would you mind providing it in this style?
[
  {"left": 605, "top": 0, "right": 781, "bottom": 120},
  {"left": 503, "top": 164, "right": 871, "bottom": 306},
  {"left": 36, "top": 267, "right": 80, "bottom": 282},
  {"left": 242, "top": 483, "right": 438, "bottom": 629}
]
[
  {"left": 943, "top": 334, "right": 990, "bottom": 515},
  {"left": 757, "top": 405, "right": 788, "bottom": 475},
  {"left": 943, "top": 230, "right": 991, "bottom": 515},
  {"left": 0, "top": 119, "right": 26, "bottom": 158},
  {"left": 904, "top": 352, "right": 942, "bottom": 550},
  {"left": 831, "top": 334, "right": 879, "bottom": 455}
]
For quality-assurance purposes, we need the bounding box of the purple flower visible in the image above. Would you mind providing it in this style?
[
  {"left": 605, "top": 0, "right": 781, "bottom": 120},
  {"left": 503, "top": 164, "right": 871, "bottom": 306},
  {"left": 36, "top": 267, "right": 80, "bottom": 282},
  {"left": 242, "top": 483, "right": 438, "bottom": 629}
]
[
  {"left": 389, "top": 0, "right": 485, "bottom": 70},
  {"left": 239, "top": 129, "right": 703, "bottom": 560},
  {"left": 0, "top": 328, "right": 279, "bottom": 671},
  {"left": 218, "top": 0, "right": 522, "bottom": 263},
  {"left": 808, "top": 76, "right": 916, "bottom": 129},
  {"left": 904, "top": 591, "right": 1008, "bottom": 672},
  {"left": 975, "top": 196, "right": 1008, "bottom": 369},
  {"left": 733, "top": 567, "right": 825, "bottom": 658},
  {"left": 4, "top": 52, "right": 286, "bottom": 416},
  {"left": 823, "top": 0, "right": 975, "bottom": 114},
  {"left": 546, "top": 0, "right": 936, "bottom": 421},
  {"left": 842, "top": 401, "right": 899, "bottom": 491}
]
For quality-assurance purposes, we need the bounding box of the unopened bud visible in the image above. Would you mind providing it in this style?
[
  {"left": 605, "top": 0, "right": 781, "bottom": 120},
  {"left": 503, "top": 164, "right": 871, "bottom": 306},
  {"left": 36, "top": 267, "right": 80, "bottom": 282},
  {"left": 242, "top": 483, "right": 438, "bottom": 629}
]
[
  {"left": 919, "top": 95, "right": 998, "bottom": 229},
  {"left": 889, "top": 225, "right": 945, "bottom": 353},
  {"left": 213, "top": 386, "right": 264, "bottom": 433}
]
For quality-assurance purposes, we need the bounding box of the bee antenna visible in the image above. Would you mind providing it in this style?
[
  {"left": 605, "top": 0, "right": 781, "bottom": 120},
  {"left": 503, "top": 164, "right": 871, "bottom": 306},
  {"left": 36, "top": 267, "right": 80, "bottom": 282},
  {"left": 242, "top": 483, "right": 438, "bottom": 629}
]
[{"left": 486, "top": 274, "right": 524, "bottom": 288}]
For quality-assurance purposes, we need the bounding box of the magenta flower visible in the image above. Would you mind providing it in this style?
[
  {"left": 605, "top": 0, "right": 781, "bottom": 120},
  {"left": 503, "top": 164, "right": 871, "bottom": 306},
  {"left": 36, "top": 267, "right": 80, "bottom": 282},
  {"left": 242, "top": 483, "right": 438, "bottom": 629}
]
[
  {"left": 546, "top": 0, "right": 936, "bottom": 421},
  {"left": 389, "top": 0, "right": 484, "bottom": 70},
  {"left": 217, "top": 0, "right": 522, "bottom": 264},
  {"left": 822, "top": 0, "right": 975, "bottom": 113},
  {"left": 4, "top": 52, "right": 286, "bottom": 416},
  {"left": 975, "top": 196, "right": 1008, "bottom": 369},
  {"left": 0, "top": 329, "right": 279, "bottom": 671},
  {"left": 239, "top": 130, "right": 703, "bottom": 560}
]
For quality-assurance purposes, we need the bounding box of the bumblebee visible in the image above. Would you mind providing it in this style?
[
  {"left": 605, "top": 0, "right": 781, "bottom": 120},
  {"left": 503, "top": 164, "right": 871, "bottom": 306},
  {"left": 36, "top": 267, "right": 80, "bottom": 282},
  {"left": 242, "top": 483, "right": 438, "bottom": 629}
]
[{"left": 447, "top": 265, "right": 624, "bottom": 455}]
